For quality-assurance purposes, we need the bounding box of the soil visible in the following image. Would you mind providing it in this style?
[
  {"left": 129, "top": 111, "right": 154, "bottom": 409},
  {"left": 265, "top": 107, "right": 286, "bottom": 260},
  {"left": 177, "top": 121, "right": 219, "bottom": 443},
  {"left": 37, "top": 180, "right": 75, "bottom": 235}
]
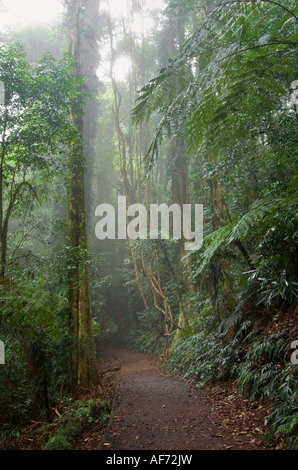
[
  {"left": 5, "top": 346, "right": 277, "bottom": 451},
  {"left": 98, "top": 347, "right": 274, "bottom": 451}
]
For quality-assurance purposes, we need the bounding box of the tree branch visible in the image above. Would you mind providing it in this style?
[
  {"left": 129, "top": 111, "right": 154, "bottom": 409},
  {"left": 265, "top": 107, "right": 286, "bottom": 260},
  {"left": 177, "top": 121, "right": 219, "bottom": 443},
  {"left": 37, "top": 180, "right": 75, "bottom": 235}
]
[
  {"left": 3, "top": 181, "right": 39, "bottom": 236},
  {"left": 223, "top": 0, "right": 298, "bottom": 21}
]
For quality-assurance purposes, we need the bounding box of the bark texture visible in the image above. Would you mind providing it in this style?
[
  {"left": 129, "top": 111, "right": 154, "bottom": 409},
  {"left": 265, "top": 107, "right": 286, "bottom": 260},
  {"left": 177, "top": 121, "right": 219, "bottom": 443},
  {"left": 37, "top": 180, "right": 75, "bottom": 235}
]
[{"left": 67, "top": 0, "right": 99, "bottom": 393}]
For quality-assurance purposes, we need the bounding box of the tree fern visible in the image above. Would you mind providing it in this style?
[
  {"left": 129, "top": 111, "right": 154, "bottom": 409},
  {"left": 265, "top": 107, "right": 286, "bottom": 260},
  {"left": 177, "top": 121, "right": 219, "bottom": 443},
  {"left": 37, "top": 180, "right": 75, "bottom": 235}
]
[
  {"left": 192, "top": 196, "right": 285, "bottom": 274},
  {"left": 0, "top": 280, "right": 68, "bottom": 340},
  {"left": 132, "top": 0, "right": 298, "bottom": 168},
  {"left": 191, "top": 193, "right": 297, "bottom": 304}
]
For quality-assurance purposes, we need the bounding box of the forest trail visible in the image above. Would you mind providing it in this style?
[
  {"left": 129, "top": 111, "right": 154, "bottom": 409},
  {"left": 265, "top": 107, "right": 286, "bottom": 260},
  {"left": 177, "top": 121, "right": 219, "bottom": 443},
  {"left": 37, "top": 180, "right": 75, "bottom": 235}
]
[{"left": 99, "top": 348, "right": 268, "bottom": 451}]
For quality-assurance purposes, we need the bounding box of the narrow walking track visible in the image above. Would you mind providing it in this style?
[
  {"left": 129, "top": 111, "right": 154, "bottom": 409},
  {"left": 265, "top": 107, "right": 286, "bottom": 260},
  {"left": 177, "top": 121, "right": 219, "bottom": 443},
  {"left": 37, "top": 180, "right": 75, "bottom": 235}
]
[{"left": 100, "top": 348, "right": 268, "bottom": 451}]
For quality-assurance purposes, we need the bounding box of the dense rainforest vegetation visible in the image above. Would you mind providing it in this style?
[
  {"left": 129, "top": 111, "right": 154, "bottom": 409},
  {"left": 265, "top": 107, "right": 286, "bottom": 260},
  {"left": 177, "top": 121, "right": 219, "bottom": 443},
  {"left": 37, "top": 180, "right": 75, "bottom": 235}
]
[{"left": 0, "top": 0, "right": 297, "bottom": 451}]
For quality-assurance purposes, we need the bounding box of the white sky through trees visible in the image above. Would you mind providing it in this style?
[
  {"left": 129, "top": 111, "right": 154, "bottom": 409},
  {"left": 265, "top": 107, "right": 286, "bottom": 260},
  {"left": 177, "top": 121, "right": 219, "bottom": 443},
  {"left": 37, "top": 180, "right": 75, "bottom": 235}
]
[
  {"left": 0, "top": 0, "right": 165, "bottom": 82},
  {"left": 0, "top": 0, "right": 64, "bottom": 29},
  {"left": 0, "top": 0, "right": 164, "bottom": 29}
]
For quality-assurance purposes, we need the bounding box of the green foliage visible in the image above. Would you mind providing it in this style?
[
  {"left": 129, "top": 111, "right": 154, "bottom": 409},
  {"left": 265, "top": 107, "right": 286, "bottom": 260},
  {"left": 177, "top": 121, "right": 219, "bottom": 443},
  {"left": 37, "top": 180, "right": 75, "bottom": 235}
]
[
  {"left": 42, "top": 426, "right": 75, "bottom": 451},
  {"left": 191, "top": 194, "right": 298, "bottom": 307},
  {"left": 0, "top": 0, "right": 297, "bottom": 452},
  {"left": 0, "top": 40, "right": 87, "bottom": 281},
  {"left": 42, "top": 398, "right": 111, "bottom": 450},
  {"left": 133, "top": 0, "right": 298, "bottom": 165},
  {"left": 125, "top": 310, "right": 164, "bottom": 354},
  {"left": 238, "top": 331, "right": 298, "bottom": 449},
  {"left": 0, "top": 278, "right": 68, "bottom": 341},
  {"left": 0, "top": 41, "right": 81, "bottom": 167},
  {"left": 170, "top": 318, "right": 298, "bottom": 448},
  {"left": 169, "top": 319, "right": 252, "bottom": 385},
  {"left": 238, "top": 333, "right": 289, "bottom": 400},
  {"left": 0, "top": 278, "right": 70, "bottom": 426},
  {"left": 131, "top": 10, "right": 297, "bottom": 454},
  {"left": 269, "top": 407, "right": 298, "bottom": 450}
]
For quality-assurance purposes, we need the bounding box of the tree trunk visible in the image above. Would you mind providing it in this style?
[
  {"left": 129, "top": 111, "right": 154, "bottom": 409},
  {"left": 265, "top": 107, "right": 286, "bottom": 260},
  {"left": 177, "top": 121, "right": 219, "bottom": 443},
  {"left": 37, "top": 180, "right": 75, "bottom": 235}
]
[
  {"left": 66, "top": 0, "right": 99, "bottom": 394},
  {"left": 0, "top": 109, "right": 8, "bottom": 277},
  {"left": 80, "top": 0, "right": 100, "bottom": 234},
  {"left": 209, "top": 173, "right": 235, "bottom": 316},
  {"left": 168, "top": 6, "right": 194, "bottom": 343}
]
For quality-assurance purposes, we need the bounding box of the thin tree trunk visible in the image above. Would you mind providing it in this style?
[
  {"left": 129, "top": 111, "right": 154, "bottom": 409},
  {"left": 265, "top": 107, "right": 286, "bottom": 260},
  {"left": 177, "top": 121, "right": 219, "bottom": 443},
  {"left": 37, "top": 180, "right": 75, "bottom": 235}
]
[{"left": 0, "top": 109, "right": 8, "bottom": 277}]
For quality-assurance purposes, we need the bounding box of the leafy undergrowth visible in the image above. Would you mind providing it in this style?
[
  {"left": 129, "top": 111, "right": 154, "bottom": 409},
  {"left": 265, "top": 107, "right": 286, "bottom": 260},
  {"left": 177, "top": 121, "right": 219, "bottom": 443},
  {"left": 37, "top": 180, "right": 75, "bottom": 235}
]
[
  {"left": 200, "top": 380, "right": 274, "bottom": 450},
  {"left": 168, "top": 304, "right": 298, "bottom": 450},
  {"left": 1, "top": 354, "right": 120, "bottom": 451}
]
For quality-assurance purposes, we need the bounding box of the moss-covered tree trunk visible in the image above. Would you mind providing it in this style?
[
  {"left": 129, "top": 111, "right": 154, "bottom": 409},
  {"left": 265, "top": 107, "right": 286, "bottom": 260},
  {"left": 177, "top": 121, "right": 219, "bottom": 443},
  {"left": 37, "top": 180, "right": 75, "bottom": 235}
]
[
  {"left": 168, "top": 6, "right": 193, "bottom": 342},
  {"left": 209, "top": 173, "right": 236, "bottom": 317},
  {"left": 66, "top": 0, "right": 99, "bottom": 394}
]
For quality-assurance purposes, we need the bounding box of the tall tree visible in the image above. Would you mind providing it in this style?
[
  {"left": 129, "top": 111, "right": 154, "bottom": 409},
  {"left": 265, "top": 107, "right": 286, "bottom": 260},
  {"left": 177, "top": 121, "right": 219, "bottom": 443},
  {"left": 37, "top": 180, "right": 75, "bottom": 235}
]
[
  {"left": 157, "top": 1, "right": 196, "bottom": 338},
  {"left": 66, "top": 0, "right": 99, "bottom": 393},
  {"left": 133, "top": 0, "right": 297, "bottom": 317},
  {"left": 80, "top": 0, "right": 101, "bottom": 231}
]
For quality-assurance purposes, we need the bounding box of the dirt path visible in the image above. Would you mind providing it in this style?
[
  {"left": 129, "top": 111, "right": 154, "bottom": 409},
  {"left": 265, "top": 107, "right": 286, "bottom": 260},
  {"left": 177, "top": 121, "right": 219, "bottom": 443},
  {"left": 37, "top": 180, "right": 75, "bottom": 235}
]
[{"left": 100, "top": 348, "right": 269, "bottom": 451}]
